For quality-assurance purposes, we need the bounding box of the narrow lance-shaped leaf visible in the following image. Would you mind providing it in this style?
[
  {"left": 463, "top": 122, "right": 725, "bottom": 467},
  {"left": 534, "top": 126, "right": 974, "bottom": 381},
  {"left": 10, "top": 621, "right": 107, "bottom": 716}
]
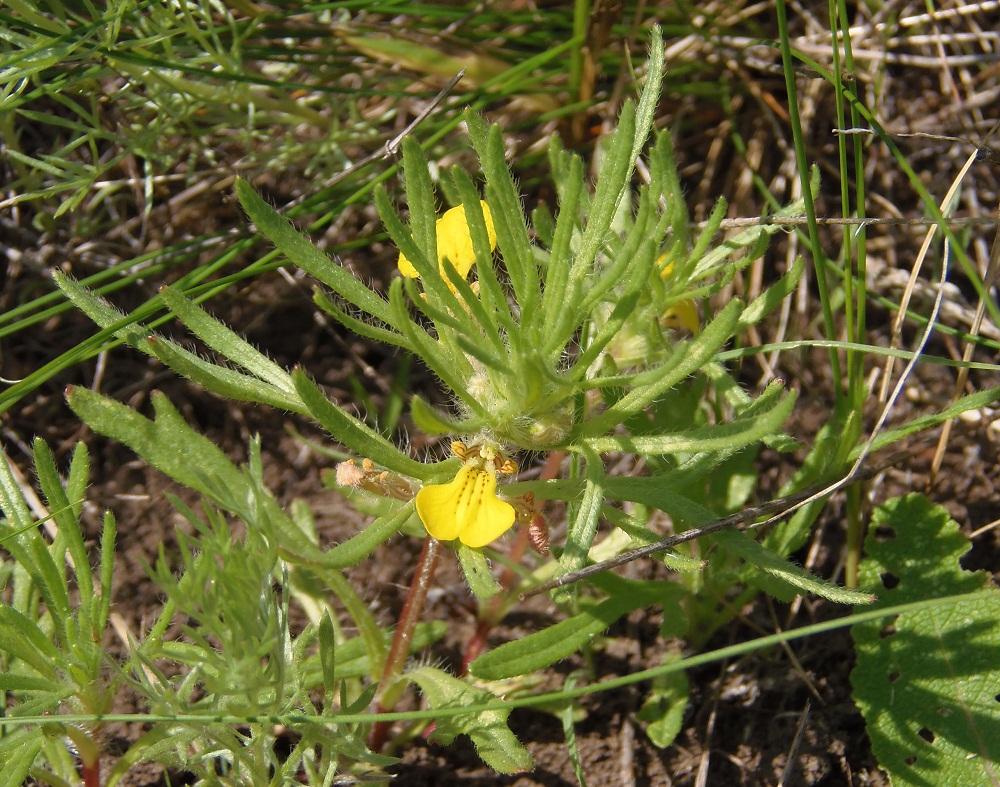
[
  {"left": 736, "top": 256, "right": 806, "bottom": 332},
  {"left": 762, "top": 400, "right": 858, "bottom": 557},
  {"left": 450, "top": 168, "right": 516, "bottom": 338},
  {"left": 401, "top": 136, "right": 438, "bottom": 265},
  {"left": 291, "top": 368, "right": 433, "bottom": 481},
  {"left": 0, "top": 606, "right": 60, "bottom": 679},
  {"left": 375, "top": 185, "right": 466, "bottom": 319},
  {"left": 569, "top": 103, "right": 636, "bottom": 288},
  {"left": 66, "top": 387, "right": 333, "bottom": 568},
  {"left": 96, "top": 511, "right": 116, "bottom": 637},
  {"left": 440, "top": 263, "right": 508, "bottom": 362},
  {"left": 236, "top": 178, "right": 400, "bottom": 330},
  {"left": 717, "top": 529, "right": 875, "bottom": 605},
  {"left": 388, "top": 280, "right": 484, "bottom": 417},
  {"left": 65, "top": 440, "right": 89, "bottom": 521},
  {"left": 52, "top": 269, "right": 150, "bottom": 350},
  {"left": 410, "top": 395, "right": 485, "bottom": 437},
  {"left": 0, "top": 734, "right": 44, "bottom": 787},
  {"left": 538, "top": 153, "right": 584, "bottom": 343},
  {"left": 146, "top": 336, "right": 308, "bottom": 414},
  {"left": 479, "top": 122, "right": 538, "bottom": 316},
  {"left": 55, "top": 271, "right": 303, "bottom": 413},
  {"left": 319, "top": 567, "right": 389, "bottom": 682},
  {"left": 66, "top": 387, "right": 248, "bottom": 515},
  {"left": 324, "top": 501, "right": 416, "bottom": 569},
  {"left": 857, "top": 384, "right": 1000, "bottom": 455},
  {"left": 573, "top": 288, "right": 643, "bottom": 374},
  {"left": 457, "top": 542, "right": 502, "bottom": 600},
  {"left": 690, "top": 191, "right": 808, "bottom": 281},
  {"left": 32, "top": 439, "right": 93, "bottom": 610},
  {"left": 601, "top": 479, "right": 729, "bottom": 531},
  {"left": 312, "top": 289, "right": 412, "bottom": 351},
  {"left": 472, "top": 580, "right": 681, "bottom": 680},
  {"left": 553, "top": 460, "right": 605, "bottom": 603},
  {"left": 318, "top": 611, "right": 337, "bottom": 712},
  {"left": 157, "top": 285, "right": 297, "bottom": 395},
  {"left": 0, "top": 448, "right": 71, "bottom": 639},
  {"left": 545, "top": 103, "right": 637, "bottom": 356},
  {"left": 685, "top": 198, "right": 727, "bottom": 273},
  {"left": 630, "top": 26, "right": 664, "bottom": 177},
  {"left": 575, "top": 189, "right": 659, "bottom": 319},
  {"left": 584, "top": 386, "right": 795, "bottom": 456}
]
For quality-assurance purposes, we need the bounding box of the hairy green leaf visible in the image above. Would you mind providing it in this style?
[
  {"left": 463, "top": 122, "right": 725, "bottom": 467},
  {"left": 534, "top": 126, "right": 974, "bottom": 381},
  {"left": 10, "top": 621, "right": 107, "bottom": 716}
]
[
  {"left": 716, "top": 529, "right": 875, "bottom": 604},
  {"left": 0, "top": 731, "right": 44, "bottom": 787},
  {"left": 584, "top": 384, "right": 795, "bottom": 455},
  {"left": 324, "top": 501, "right": 416, "bottom": 569},
  {"left": 851, "top": 494, "right": 1000, "bottom": 786},
  {"left": 292, "top": 368, "right": 432, "bottom": 481},
  {"left": 158, "top": 285, "right": 296, "bottom": 394},
  {"left": 409, "top": 666, "right": 533, "bottom": 774},
  {"left": 472, "top": 580, "right": 680, "bottom": 680},
  {"left": 66, "top": 387, "right": 332, "bottom": 567},
  {"left": 579, "top": 298, "right": 745, "bottom": 437},
  {"left": 637, "top": 663, "right": 689, "bottom": 748},
  {"left": 236, "top": 179, "right": 400, "bottom": 330},
  {"left": 457, "top": 543, "right": 502, "bottom": 599}
]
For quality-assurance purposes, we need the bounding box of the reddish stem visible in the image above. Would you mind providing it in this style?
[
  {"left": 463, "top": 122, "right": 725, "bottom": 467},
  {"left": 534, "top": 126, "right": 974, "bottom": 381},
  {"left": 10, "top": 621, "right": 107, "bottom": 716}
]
[
  {"left": 83, "top": 760, "right": 100, "bottom": 787},
  {"left": 369, "top": 535, "right": 441, "bottom": 753},
  {"left": 65, "top": 725, "right": 101, "bottom": 787}
]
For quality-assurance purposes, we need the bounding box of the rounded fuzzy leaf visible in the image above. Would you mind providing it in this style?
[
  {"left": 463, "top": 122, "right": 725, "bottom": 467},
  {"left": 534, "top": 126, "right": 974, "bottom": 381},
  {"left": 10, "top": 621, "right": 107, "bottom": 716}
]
[
  {"left": 851, "top": 494, "right": 1000, "bottom": 786},
  {"left": 409, "top": 666, "right": 533, "bottom": 774}
]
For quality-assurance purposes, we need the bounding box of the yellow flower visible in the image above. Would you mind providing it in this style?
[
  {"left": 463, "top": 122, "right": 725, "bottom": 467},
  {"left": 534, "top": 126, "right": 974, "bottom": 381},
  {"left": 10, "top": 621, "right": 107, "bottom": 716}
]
[
  {"left": 415, "top": 442, "right": 515, "bottom": 548},
  {"left": 658, "top": 255, "right": 699, "bottom": 335},
  {"left": 662, "top": 299, "right": 700, "bottom": 334},
  {"left": 398, "top": 201, "right": 497, "bottom": 281}
]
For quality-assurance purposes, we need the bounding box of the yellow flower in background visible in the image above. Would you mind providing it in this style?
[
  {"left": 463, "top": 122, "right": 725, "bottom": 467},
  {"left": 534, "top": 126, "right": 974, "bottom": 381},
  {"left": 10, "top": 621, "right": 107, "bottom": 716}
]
[
  {"left": 415, "top": 442, "right": 515, "bottom": 548},
  {"left": 398, "top": 201, "right": 497, "bottom": 281},
  {"left": 658, "top": 255, "right": 699, "bottom": 335},
  {"left": 662, "top": 299, "right": 700, "bottom": 334}
]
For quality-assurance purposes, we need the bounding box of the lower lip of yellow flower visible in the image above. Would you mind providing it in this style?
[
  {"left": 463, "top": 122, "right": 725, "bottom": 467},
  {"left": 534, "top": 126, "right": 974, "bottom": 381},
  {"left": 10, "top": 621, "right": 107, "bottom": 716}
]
[{"left": 416, "top": 464, "right": 516, "bottom": 548}]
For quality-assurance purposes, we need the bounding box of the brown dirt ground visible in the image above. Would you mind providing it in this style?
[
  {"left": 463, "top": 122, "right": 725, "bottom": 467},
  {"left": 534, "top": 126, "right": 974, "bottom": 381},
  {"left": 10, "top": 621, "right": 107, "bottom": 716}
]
[{"left": 5, "top": 5, "right": 1000, "bottom": 786}]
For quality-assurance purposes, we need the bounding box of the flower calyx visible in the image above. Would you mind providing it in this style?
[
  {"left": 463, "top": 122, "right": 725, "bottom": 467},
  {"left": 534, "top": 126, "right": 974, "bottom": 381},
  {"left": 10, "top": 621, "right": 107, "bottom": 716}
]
[{"left": 336, "top": 458, "right": 417, "bottom": 501}]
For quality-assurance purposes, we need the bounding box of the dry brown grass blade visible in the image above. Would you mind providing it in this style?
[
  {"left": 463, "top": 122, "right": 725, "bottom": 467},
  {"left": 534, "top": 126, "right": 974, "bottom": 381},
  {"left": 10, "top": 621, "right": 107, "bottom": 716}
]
[
  {"left": 930, "top": 200, "right": 1000, "bottom": 479},
  {"left": 928, "top": 119, "right": 1000, "bottom": 480},
  {"left": 877, "top": 149, "right": 979, "bottom": 404}
]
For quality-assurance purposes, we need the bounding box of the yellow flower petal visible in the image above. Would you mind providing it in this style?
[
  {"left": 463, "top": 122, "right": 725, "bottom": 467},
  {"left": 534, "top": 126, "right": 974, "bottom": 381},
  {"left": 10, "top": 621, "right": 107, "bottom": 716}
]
[
  {"left": 397, "top": 250, "right": 420, "bottom": 278},
  {"left": 397, "top": 201, "right": 496, "bottom": 282},
  {"left": 415, "top": 463, "right": 515, "bottom": 548},
  {"left": 663, "top": 299, "right": 700, "bottom": 334},
  {"left": 658, "top": 253, "right": 699, "bottom": 334}
]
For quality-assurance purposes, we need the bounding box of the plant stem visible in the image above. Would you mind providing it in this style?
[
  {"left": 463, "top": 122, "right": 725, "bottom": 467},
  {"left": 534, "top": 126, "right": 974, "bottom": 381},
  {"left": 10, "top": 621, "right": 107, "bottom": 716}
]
[
  {"left": 65, "top": 726, "right": 101, "bottom": 787},
  {"left": 369, "top": 535, "right": 442, "bottom": 753}
]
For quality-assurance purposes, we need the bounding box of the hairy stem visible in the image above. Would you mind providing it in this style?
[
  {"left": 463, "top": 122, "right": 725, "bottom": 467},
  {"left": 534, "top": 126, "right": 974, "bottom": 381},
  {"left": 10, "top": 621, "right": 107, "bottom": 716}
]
[{"left": 369, "top": 535, "right": 442, "bottom": 752}]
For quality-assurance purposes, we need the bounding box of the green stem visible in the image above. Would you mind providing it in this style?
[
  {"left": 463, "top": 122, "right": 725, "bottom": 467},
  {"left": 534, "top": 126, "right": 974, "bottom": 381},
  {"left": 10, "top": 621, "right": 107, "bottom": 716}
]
[{"left": 844, "top": 483, "right": 863, "bottom": 588}]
